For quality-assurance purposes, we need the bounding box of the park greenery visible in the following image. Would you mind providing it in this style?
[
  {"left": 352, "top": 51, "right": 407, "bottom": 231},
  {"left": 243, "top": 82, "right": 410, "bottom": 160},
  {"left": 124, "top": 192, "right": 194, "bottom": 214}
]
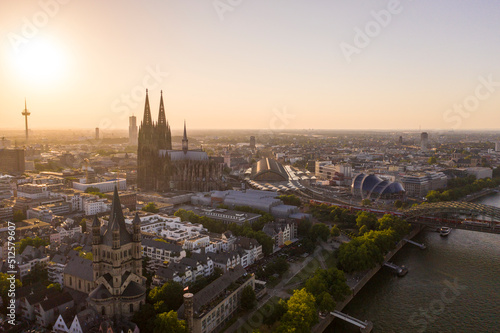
[
  {"left": 19, "top": 236, "right": 48, "bottom": 254},
  {"left": 308, "top": 203, "right": 357, "bottom": 229},
  {"left": 142, "top": 202, "right": 160, "bottom": 213},
  {"left": 426, "top": 176, "right": 500, "bottom": 202},
  {"left": 13, "top": 210, "right": 26, "bottom": 222},
  {"left": 240, "top": 285, "right": 257, "bottom": 311},
  {"left": 275, "top": 289, "right": 318, "bottom": 333},
  {"left": 305, "top": 267, "right": 351, "bottom": 312},
  {"left": 84, "top": 186, "right": 107, "bottom": 198},
  {"left": 278, "top": 194, "right": 301, "bottom": 207},
  {"left": 132, "top": 280, "right": 184, "bottom": 332},
  {"left": 337, "top": 214, "right": 410, "bottom": 273},
  {"left": 255, "top": 257, "right": 289, "bottom": 280}
]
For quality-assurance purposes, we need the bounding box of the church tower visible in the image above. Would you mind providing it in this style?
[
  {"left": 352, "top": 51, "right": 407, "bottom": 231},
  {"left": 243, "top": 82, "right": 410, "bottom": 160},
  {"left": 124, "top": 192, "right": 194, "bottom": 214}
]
[
  {"left": 137, "top": 90, "right": 172, "bottom": 191},
  {"left": 89, "top": 187, "right": 146, "bottom": 319},
  {"left": 182, "top": 120, "right": 188, "bottom": 154}
]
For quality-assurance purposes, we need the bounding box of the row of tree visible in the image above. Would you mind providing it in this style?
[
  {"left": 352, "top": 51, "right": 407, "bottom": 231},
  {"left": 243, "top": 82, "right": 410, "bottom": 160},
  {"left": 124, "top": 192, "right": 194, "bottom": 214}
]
[
  {"left": 426, "top": 176, "right": 500, "bottom": 202},
  {"left": 307, "top": 204, "right": 357, "bottom": 229},
  {"left": 337, "top": 214, "right": 410, "bottom": 273},
  {"left": 305, "top": 267, "right": 351, "bottom": 312}
]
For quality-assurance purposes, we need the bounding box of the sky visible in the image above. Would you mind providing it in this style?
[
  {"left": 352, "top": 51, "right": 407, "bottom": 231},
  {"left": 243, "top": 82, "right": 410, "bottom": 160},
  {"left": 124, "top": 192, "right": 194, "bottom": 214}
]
[{"left": 1, "top": 0, "right": 500, "bottom": 132}]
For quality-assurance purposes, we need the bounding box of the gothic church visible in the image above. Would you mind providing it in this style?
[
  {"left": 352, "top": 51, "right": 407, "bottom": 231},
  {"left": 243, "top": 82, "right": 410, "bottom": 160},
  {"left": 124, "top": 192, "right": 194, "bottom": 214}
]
[{"left": 137, "top": 90, "right": 224, "bottom": 192}]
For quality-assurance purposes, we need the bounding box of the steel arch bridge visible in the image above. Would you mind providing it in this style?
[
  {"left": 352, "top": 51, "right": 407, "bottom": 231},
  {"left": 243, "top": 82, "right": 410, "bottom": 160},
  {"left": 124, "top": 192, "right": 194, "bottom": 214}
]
[{"left": 402, "top": 201, "right": 500, "bottom": 234}]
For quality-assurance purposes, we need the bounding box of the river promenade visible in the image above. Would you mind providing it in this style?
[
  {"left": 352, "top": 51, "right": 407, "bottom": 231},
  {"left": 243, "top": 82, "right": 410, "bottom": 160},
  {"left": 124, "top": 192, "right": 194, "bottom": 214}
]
[{"left": 312, "top": 225, "right": 424, "bottom": 333}]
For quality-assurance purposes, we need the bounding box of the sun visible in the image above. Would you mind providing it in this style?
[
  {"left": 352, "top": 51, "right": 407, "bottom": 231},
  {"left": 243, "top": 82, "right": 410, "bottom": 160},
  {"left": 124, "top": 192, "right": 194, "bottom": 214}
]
[{"left": 11, "top": 37, "right": 67, "bottom": 84}]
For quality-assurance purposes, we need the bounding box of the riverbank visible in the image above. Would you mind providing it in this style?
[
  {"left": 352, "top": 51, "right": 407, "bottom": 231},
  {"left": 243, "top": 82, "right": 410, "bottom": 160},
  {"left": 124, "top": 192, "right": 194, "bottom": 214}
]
[
  {"left": 312, "top": 224, "right": 425, "bottom": 333},
  {"left": 460, "top": 187, "right": 498, "bottom": 202}
]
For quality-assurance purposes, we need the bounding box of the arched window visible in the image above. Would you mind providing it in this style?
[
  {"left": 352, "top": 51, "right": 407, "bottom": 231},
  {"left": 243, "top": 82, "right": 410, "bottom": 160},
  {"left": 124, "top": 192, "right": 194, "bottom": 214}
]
[{"left": 129, "top": 304, "right": 134, "bottom": 313}]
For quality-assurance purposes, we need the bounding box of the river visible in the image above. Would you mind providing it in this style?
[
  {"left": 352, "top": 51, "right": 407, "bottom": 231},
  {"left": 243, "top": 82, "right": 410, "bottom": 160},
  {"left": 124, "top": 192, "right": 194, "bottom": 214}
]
[{"left": 327, "top": 194, "right": 500, "bottom": 333}]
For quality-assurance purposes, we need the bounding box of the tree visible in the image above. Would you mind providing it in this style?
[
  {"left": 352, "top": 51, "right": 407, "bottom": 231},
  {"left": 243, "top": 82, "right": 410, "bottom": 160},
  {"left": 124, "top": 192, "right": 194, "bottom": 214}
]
[
  {"left": 278, "top": 194, "right": 301, "bottom": 207},
  {"left": 19, "top": 236, "right": 48, "bottom": 254},
  {"left": 277, "top": 289, "right": 318, "bottom": 333},
  {"left": 356, "top": 212, "right": 377, "bottom": 231},
  {"left": 240, "top": 285, "right": 256, "bottom": 311},
  {"left": 13, "top": 210, "right": 25, "bottom": 222},
  {"left": 330, "top": 225, "right": 340, "bottom": 237},
  {"left": 0, "top": 273, "right": 21, "bottom": 314},
  {"left": 80, "top": 218, "right": 87, "bottom": 233},
  {"left": 153, "top": 311, "right": 187, "bottom": 333},
  {"left": 309, "top": 223, "right": 330, "bottom": 242},
  {"left": 149, "top": 281, "right": 184, "bottom": 313},
  {"left": 318, "top": 292, "right": 336, "bottom": 312},
  {"left": 47, "top": 283, "right": 61, "bottom": 291},
  {"left": 376, "top": 214, "right": 410, "bottom": 239},
  {"left": 394, "top": 200, "right": 403, "bottom": 209},
  {"left": 142, "top": 202, "right": 160, "bottom": 213},
  {"left": 297, "top": 218, "right": 312, "bottom": 236},
  {"left": 428, "top": 156, "right": 437, "bottom": 165},
  {"left": 132, "top": 303, "right": 156, "bottom": 332},
  {"left": 361, "top": 199, "right": 371, "bottom": 206}
]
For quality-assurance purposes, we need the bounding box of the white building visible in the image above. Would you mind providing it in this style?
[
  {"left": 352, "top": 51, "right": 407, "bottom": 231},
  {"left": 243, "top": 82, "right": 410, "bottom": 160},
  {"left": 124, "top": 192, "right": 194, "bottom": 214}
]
[
  {"left": 16, "top": 245, "right": 50, "bottom": 278},
  {"left": 47, "top": 254, "right": 67, "bottom": 286},
  {"left": 17, "top": 184, "right": 49, "bottom": 199},
  {"left": 141, "top": 238, "right": 186, "bottom": 264},
  {"left": 72, "top": 178, "right": 126, "bottom": 192},
  {"left": 50, "top": 220, "right": 82, "bottom": 244},
  {"left": 82, "top": 197, "right": 109, "bottom": 215}
]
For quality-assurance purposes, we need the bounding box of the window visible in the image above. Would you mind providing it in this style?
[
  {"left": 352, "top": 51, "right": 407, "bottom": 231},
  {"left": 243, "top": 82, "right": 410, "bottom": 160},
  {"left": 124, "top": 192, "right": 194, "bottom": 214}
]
[
  {"left": 102, "top": 306, "right": 105, "bottom": 315},
  {"left": 130, "top": 303, "right": 134, "bottom": 313},
  {"left": 69, "top": 276, "right": 72, "bottom": 286}
]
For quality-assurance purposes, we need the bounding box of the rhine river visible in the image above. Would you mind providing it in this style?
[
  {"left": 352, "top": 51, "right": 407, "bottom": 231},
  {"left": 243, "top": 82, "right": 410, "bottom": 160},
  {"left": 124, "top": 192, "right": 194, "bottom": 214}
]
[{"left": 327, "top": 194, "right": 500, "bottom": 333}]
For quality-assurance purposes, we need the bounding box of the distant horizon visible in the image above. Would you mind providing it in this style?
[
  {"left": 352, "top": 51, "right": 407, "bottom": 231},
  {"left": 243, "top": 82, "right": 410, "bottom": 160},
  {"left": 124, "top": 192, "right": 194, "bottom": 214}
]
[
  {"left": 3, "top": 127, "right": 500, "bottom": 133},
  {"left": 2, "top": 1, "right": 500, "bottom": 131}
]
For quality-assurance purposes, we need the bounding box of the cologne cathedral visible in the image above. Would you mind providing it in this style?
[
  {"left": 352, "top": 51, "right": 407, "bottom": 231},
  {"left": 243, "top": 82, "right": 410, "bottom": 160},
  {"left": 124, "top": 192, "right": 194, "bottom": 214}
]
[{"left": 137, "top": 90, "right": 225, "bottom": 192}]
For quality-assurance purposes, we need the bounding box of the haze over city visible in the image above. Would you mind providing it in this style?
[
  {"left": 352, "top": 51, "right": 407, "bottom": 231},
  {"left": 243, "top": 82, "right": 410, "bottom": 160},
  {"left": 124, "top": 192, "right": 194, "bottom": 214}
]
[
  {"left": 2, "top": 0, "right": 500, "bottom": 131},
  {"left": 1, "top": 2, "right": 500, "bottom": 333}
]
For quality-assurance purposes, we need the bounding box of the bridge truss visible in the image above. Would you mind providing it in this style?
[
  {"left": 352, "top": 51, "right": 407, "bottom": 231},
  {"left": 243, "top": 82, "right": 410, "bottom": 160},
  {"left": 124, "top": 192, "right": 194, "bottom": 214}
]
[{"left": 403, "top": 201, "right": 500, "bottom": 234}]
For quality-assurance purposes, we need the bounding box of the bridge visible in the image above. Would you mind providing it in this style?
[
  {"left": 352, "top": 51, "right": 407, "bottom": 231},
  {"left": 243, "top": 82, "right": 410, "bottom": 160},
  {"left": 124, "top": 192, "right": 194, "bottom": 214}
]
[
  {"left": 331, "top": 310, "right": 373, "bottom": 332},
  {"left": 402, "top": 201, "right": 500, "bottom": 234},
  {"left": 309, "top": 199, "right": 500, "bottom": 234}
]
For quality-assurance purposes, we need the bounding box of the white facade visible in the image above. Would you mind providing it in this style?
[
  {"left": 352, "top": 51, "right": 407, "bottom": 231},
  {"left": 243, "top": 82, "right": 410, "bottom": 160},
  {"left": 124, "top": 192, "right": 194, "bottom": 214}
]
[
  {"left": 17, "top": 184, "right": 49, "bottom": 199},
  {"left": 72, "top": 178, "right": 126, "bottom": 192},
  {"left": 82, "top": 197, "right": 109, "bottom": 215}
]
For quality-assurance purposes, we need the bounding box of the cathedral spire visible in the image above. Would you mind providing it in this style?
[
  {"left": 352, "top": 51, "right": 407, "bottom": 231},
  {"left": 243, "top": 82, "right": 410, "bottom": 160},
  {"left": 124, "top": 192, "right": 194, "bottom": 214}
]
[
  {"left": 158, "top": 90, "right": 166, "bottom": 127},
  {"left": 142, "top": 89, "right": 152, "bottom": 127},
  {"left": 182, "top": 120, "right": 188, "bottom": 153}
]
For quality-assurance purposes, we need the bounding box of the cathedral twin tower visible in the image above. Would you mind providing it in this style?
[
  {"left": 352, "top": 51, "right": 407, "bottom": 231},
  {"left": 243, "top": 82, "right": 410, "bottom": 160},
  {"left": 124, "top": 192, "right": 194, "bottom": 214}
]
[{"left": 137, "top": 90, "right": 224, "bottom": 192}]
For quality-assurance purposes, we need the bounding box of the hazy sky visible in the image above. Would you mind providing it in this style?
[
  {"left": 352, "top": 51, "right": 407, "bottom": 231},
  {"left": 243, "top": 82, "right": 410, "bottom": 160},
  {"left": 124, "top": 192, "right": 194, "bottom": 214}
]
[{"left": 1, "top": 0, "right": 500, "bottom": 132}]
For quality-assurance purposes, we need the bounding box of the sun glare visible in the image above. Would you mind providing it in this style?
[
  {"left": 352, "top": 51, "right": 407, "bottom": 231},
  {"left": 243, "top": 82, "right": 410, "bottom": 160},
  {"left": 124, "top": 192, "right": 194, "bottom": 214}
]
[{"left": 11, "top": 38, "right": 67, "bottom": 84}]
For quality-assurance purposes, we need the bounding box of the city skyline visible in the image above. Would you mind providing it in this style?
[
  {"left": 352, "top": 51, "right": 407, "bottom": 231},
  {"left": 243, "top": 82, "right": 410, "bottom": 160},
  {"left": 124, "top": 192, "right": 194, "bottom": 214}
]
[{"left": 2, "top": 1, "right": 500, "bottom": 131}]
